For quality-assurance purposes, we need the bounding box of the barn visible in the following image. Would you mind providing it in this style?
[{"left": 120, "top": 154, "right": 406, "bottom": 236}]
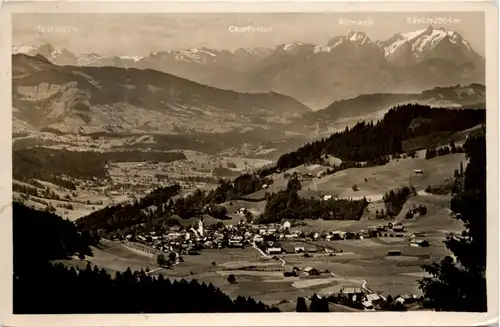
[{"left": 303, "top": 267, "right": 320, "bottom": 276}]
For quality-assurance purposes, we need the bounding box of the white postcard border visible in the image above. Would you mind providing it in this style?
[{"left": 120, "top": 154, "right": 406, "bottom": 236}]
[{"left": 0, "top": 2, "right": 498, "bottom": 327}]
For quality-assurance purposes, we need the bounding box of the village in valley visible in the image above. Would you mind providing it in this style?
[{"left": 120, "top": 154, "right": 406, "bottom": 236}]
[{"left": 97, "top": 185, "right": 451, "bottom": 312}]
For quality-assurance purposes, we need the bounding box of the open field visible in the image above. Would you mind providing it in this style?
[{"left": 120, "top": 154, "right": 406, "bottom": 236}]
[
  {"left": 13, "top": 148, "right": 271, "bottom": 221},
  {"left": 50, "top": 151, "right": 464, "bottom": 307},
  {"left": 286, "top": 191, "right": 461, "bottom": 237},
  {"left": 13, "top": 179, "right": 132, "bottom": 221},
  {"left": 55, "top": 239, "right": 159, "bottom": 275},
  {"left": 243, "top": 153, "right": 466, "bottom": 203},
  {"left": 58, "top": 196, "right": 458, "bottom": 307},
  {"left": 303, "top": 153, "right": 466, "bottom": 200}
]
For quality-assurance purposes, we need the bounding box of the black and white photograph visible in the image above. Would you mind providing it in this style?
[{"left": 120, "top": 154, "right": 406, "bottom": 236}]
[{"left": 2, "top": 5, "right": 498, "bottom": 324}]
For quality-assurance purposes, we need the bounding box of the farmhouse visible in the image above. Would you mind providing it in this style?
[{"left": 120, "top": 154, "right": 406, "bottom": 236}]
[
  {"left": 387, "top": 250, "right": 402, "bottom": 256},
  {"left": 285, "top": 233, "right": 299, "bottom": 240},
  {"left": 229, "top": 237, "right": 244, "bottom": 248},
  {"left": 395, "top": 294, "right": 418, "bottom": 304},
  {"left": 169, "top": 225, "right": 182, "bottom": 232},
  {"left": 410, "top": 232, "right": 427, "bottom": 239},
  {"left": 294, "top": 247, "right": 305, "bottom": 253},
  {"left": 364, "top": 293, "right": 383, "bottom": 304},
  {"left": 266, "top": 247, "right": 283, "bottom": 255},
  {"left": 330, "top": 231, "right": 346, "bottom": 240},
  {"left": 306, "top": 247, "right": 317, "bottom": 253},
  {"left": 323, "top": 194, "right": 333, "bottom": 201},
  {"left": 303, "top": 267, "right": 320, "bottom": 276},
  {"left": 228, "top": 241, "right": 243, "bottom": 248},
  {"left": 340, "top": 287, "right": 364, "bottom": 299},
  {"left": 414, "top": 169, "right": 424, "bottom": 174},
  {"left": 253, "top": 235, "right": 264, "bottom": 243},
  {"left": 410, "top": 240, "right": 430, "bottom": 248},
  {"left": 392, "top": 225, "right": 405, "bottom": 232}
]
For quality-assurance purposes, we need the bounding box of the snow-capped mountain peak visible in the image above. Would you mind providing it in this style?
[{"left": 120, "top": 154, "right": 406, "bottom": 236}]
[
  {"left": 282, "top": 42, "right": 306, "bottom": 51},
  {"left": 119, "top": 55, "right": 144, "bottom": 62},
  {"left": 12, "top": 45, "right": 38, "bottom": 55},
  {"left": 13, "top": 43, "right": 79, "bottom": 66},
  {"left": 315, "top": 31, "right": 373, "bottom": 53},
  {"left": 77, "top": 52, "right": 103, "bottom": 65},
  {"left": 382, "top": 26, "right": 476, "bottom": 62},
  {"left": 347, "top": 31, "right": 369, "bottom": 44}
]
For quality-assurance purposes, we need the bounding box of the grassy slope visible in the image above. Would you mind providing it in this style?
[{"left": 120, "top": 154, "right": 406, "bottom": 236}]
[{"left": 301, "top": 153, "right": 466, "bottom": 200}]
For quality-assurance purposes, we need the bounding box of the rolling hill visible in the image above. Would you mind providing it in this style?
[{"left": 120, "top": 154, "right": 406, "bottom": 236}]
[
  {"left": 12, "top": 54, "right": 311, "bottom": 135},
  {"left": 297, "top": 84, "right": 485, "bottom": 133}
]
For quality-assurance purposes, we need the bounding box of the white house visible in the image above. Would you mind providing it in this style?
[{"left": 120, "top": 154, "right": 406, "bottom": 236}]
[
  {"left": 410, "top": 240, "right": 429, "bottom": 248},
  {"left": 323, "top": 195, "right": 333, "bottom": 201},
  {"left": 294, "top": 246, "right": 305, "bottom": 253},
  {"left": 198, "top": 219, "right": 204, "bottom": 237}
]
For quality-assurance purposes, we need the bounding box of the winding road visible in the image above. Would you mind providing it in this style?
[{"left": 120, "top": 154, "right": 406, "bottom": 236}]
[
  {"left": 251, "top": 242, "right": 374, "bottom": 294},
  {"left": 252, "top": 242, "right": 286, "bottom": 267}
]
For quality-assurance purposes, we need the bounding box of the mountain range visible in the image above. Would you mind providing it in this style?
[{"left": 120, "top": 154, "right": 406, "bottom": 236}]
[
  {"left": 13, "top": 26, "right": 485, "bottom": 109},
  {"left": 12, "top": 51, "right": 485, "bottom": 142},
  {"left": 12, "top": 53, "right": 309, "bottom": 136}
]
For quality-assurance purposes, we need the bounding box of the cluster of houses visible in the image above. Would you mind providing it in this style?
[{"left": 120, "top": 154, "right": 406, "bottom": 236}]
[
  {"left": 118, "top": 220, "right": 289, "bottom": 257},
  {"left": 337, "top": 287, "right": 420, "bottom": 311},
  {"left": 116, "top": 211, "right": 429, "bottom": 260}
]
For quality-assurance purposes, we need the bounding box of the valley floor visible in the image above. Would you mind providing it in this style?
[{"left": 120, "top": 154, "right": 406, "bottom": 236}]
[{"left": 56, "top": 189, "right": 459, "bottom": 311}]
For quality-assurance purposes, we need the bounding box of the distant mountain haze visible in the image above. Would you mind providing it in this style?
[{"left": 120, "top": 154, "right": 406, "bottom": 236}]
[
  {"left": 12, "top": 52, "right": 485, "bottom": 139},
  {"left": 12, "top": 54, "right": 310, "bottom": 136},
  {"left": 13, "top": 27, "right": 484, "bottom": 109}
]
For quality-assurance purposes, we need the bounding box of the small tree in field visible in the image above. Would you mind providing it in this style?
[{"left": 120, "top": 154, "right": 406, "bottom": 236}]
[
  {"left": 296, "top": 297, "right": 308, "bottom": 312},
  {"left": 156, "top": 254, "right": 166, "bottom": 267},
  {"left": 227, "top": 274, "right": 236, "bottom": 284}
]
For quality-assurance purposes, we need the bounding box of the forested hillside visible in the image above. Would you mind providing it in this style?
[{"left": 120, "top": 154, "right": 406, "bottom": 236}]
[
  {"left": 13, "top": 148, "right": 186, "bottom": 189},
  {"left": 258, "top": 178, "right": 368, "bottom": 223},
  {"left": 76, "top": 174, "right": 273, "bottom": 238},
  {"left": 275, "top": 104, "right": 485, "bottom": 171},
  {"left": 13, "top": 202, "right": 278, "bottom": 314},
  {"left": 419, "top": 135, "right": 486, "bottom": 311}
]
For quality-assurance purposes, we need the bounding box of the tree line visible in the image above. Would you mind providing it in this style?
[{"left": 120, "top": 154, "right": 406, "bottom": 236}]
[
  {"left": 382, "top": 186, "right": 417, "bottom": 217},
  {"left": 14, "top": 262, "right": 278, "bottom": 314},
  {"left": 274, "top": 104, "right": 485, "bottom": 172},
  {"left": 257, "top": 178, "right": 368, "bottom": 224},
  {"left": 425, "top": 140, "right": 464, "bottom": 160},
  {"left": 75, "top": 184, "right": 182, "bottom": 237},
  {"left": 76, "top": 173, "right": 273, "bottom": 238},
  {"left": 419, "top": 135, "right": 486, "bottom": 312},
  {"left": 13, "top": 147, "right": 186, "bottom": 188}
]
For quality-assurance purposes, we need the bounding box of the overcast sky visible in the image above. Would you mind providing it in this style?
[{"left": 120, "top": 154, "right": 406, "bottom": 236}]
[{"left": 13, "top": 12, "right": 485, "bottom": 57}]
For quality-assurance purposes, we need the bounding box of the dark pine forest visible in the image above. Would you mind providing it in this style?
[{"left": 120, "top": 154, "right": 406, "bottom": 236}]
[{"left": 275, "top": 104, "right": 485, "bottom": 171}]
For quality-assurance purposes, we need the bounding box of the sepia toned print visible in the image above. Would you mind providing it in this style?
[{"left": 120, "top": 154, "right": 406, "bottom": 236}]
[{"left": 10, "top": 11, "right": 488, "bottom": 315}]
